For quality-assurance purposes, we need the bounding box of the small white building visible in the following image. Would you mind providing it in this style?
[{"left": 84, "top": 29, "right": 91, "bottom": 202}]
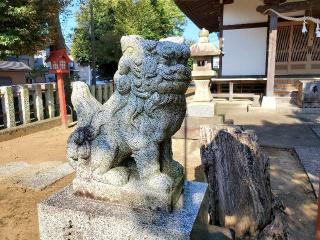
[{"left": 69, "top": 56, "right": 92, "bottom": 85}]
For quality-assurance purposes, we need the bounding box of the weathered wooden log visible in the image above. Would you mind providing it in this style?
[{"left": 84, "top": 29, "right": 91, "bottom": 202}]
[{"left": 200, "top": 124, "right": 287, "bottom": 239}]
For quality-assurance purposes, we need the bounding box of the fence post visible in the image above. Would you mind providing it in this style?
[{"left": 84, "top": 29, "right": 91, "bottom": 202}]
[
  {"left": 32, "top": 84, "right": 44, "bottom": 121},
  {"left": 0, "top": 86, "right": 16, "bottom": 128},
  {"left": 43, "top": 84, "right": 55, "bottom": 118},
  {"left": 53, "top": 83, "right": 59, "bottom": 115},
  {"left": 90, "top": 85, "right": 96, "bottom": 98},
  {"left": 96, "top": 85, "right": 102, "bottom": 103},
  {"left": 102, "top": 84, "right": 108, "bottom": 103},
  {"left": 18, "top": 85, "right": 31, "bottom": 124},
  {"left": 109, "top": 83, "right": 114, "bottom": 97}
]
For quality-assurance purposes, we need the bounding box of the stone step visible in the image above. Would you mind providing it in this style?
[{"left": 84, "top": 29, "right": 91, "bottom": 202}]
[
  {"left": 0, "top": 161, "right": 31, "bottom": 178},
  {"left": 0, "top": 161, "right": 73, "bottom": 190},
  {"left": 20, "top": 162, "right": 74, "bottom": 190},
  {"left": 294, "top": 146, "right": 320, "bottom": 198},
  {"left": 0, "top": 161, "right": 62, "bottom": 182}
]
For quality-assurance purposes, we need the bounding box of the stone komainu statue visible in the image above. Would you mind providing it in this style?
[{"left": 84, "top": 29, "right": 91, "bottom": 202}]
[{"left": 67, "top": 36, "right": 191, "bottom": 209}]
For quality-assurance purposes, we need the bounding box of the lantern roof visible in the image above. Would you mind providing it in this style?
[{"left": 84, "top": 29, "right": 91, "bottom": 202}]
[
  {"left": 46, "top": 49, "right": 71, "bottom": 63},
  {"left": 190, "top": 28, "right": 221, "bottom": 57}
]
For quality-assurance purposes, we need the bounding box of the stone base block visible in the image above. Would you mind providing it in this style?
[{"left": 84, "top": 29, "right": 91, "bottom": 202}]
[
  {"left": 261, "top": 96, "right": 277, "bottom": 110},
  {"left": 72, "top": 172, "right": 183, "bottom": 212},
  {"left": 193, "top": 80, "right": 213, "bottom": 102},
  {"left": 187, "top": 102, "right": 215, "bottom": 117},
  {"left": 38, "top": 181, "right": 209, "bottom": 240}
]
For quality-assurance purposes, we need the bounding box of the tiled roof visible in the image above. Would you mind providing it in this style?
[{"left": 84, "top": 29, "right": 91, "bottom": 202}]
[{"left": 0, "top": 61, "right": 31, "bottom": 71}]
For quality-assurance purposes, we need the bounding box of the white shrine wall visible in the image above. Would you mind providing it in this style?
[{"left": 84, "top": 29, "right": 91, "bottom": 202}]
[
  {"left": 222, "top": 27, "right": 268, "bottom": 76},
  {"left": 222, "top": 0, "right": 268, "bottom": 76},
  {"left": 221, "top": 0, "right": 306, "bottom": 77}
]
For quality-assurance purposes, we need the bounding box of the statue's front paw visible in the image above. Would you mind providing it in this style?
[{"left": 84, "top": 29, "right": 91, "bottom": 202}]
[
  {"left": 147, "top": 173, "right": 174, "bottom": 193},
  {"left": 93, "top": 167, "right": 130, "bottom": 186}
]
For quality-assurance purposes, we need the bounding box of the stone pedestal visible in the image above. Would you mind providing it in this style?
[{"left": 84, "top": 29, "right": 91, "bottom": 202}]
[
  {"left": 38, "top": 181, "right": 209, "bottom": 240},
  {"left": 297, "top": 80, "right": 320, "bottom": 108},
  {"left": 261, "top": 96, "right": 277, "bottom": 110},
  {"left": 72, "top": 169, "right": 184, "bottom": 212},
  {"left": 193, "top": 80, "right": 212, "bottom": 102},
  {"left": 187, "top": 79, "right": 215, "bottom": 118},
  {"left": 187, "top": 101, "right": 215, "bottom": 117}
]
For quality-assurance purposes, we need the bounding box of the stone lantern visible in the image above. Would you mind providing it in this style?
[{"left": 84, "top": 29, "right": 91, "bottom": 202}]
[{"left": 187, "top": 28, "right": 220, "bottom": 117}]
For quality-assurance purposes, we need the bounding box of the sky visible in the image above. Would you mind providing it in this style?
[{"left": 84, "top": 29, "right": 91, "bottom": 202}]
[{"left": 61, "top": 4, "right": 216, "bottom": 45}]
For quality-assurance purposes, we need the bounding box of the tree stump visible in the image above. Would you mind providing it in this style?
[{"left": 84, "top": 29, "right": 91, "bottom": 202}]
[{"left": 200, "top": 124, "right": 287, "bottom": 239}]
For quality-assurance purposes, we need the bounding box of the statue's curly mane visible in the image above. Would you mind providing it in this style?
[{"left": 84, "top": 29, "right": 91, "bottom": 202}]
[{"left": 112, "top": 36, "right": 191, "bottom": 120}]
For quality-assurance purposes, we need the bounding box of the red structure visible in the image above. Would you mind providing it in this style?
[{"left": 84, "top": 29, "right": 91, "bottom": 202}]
[{"left": 47, "top": 49, "right": 71, "bottom": 127}]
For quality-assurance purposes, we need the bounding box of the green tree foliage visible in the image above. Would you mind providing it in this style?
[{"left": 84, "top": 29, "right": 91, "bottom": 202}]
[
  {"left": 114, "top": 0, "right": 185, "bottom": 39},
  {"left": 0, "top": 0, "right": 48, "bottom": 58},
  {"left": 0, "top": 0, "right": 73, "bottom": 58},
  {"left": 72, "top": 1, "right": 120, "bottom": 67},
  {"left": 71, "top": 0, "right": 186, "bottom": 77}
]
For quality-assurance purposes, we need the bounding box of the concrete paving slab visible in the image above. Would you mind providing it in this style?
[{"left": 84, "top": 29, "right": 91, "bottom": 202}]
[
  {"left": 295, "top": 146, "right": 320, "bottom": 198},
  {"left": 246, "top": 124, "right": 320, "bottom": 148},
  {"left": 0, "top": 161, "right": 62, "bottom": 185},
  {"left": 0, "top": 161, "right": 30, "bottom": 177},
  {"left": 312, "top": 126, "right": 320, "bottom": 138},
  {"left": 19, "top": 162, "right": 74, "bottom": 190},
  {"left": 296, "top": 114, "right": 320, "bottom": 124}
]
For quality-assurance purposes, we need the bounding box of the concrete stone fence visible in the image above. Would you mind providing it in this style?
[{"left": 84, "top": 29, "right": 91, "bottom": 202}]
[
  {"left": 87, "top": 83, "right": 114, "bottom": 104},
  {"left": 0, "top": 82, "right": 113, "bottom": 129}
]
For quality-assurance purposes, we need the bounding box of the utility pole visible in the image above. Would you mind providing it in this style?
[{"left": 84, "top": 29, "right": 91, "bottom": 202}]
[{"left": 90, "top": 0, "right": 96, "bottom": 85}]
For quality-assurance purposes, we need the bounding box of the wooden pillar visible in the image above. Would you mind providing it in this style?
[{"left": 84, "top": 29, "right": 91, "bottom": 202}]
[
  {"left": 218, "top": 3, "right": 224, "bottom": 77},
  {"left": 266, "top": 13, "right": 278, "bottom": 97},
  {"left": 217, "top": 83, "right": 222, "bottom": 93},
  {"left": 229, "top": 81, "right": 234, "bottom": 101},
  {"left": 56, "top": 73, "right": 68, "bottom": 127}
]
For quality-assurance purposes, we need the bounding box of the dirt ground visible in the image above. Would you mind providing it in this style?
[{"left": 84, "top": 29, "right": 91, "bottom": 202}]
[
  {"left": 0, "top": 126, "right": 74, "bottom": 165},
  {"left": 0, "top": 126, "right": 75, "bottom": 240},
  {"left": 0, "top": 122, "right": 318, "bottom": 239},
  {"left": 0, "top": 174, "right": 75, "bottom": 240},
  {"left": 263, "top": 147, "right": 317, "bottom": 240}
]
